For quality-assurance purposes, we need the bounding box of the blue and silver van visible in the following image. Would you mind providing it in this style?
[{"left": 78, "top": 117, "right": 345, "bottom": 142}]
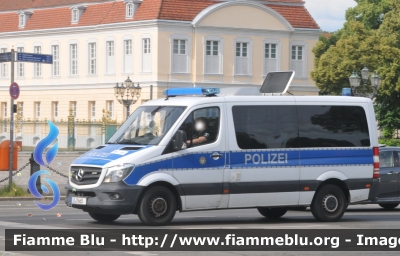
[{"left": 65, "top": 83, "right": 380, "bottom": 225}]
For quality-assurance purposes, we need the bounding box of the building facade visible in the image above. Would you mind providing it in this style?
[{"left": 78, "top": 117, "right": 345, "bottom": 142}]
[{"left": 0, "top": 0, "right": 321, "bottom": 147}]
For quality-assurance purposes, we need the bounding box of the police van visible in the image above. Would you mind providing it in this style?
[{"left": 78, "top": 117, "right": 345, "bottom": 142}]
[{"left": 65, "top": 72, "right": 380, "bottom": 225}]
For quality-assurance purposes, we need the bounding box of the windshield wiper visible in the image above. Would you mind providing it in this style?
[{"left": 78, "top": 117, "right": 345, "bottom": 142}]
[{"left": 117, "top": 141, "right": 146, "bottom": 145}]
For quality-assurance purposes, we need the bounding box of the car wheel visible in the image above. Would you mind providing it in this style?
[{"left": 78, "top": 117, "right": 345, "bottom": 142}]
[
  {"left": 257, "top": 207, "right": 287, "bottom": 219},
  {"left": 88, "top": 212, "right": 120, "bottom": 223},
  {"left": 138, "top": 186, "right": 177, "bottom": 226},
  {"left": 379, "top": 204, "right": 399, "bottom": 210},
  {"left": 311, "top": 184, "right": 347, "bottom": 222}
]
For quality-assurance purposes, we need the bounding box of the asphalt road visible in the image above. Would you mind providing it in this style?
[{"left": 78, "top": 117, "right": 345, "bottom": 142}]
[{"left": 1, "top": 201, "right": 400, "bottom": 256}]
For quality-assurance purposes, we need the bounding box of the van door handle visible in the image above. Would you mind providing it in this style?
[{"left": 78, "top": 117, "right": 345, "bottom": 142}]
[{"left": 211, "top": 152, "right": 223, "bottom": 160}]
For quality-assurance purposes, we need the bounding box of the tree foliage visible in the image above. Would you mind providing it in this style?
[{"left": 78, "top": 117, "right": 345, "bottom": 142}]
[
  {"left": 312, "top": 0, "right": 400, "bottom": 132},
  {"left": 346, "top": 0, "right": 393, "bottom": 30}
]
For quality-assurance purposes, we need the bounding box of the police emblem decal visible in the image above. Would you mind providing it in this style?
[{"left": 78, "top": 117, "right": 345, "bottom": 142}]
[{"left": 199, "top": 156, "right": 207, "bottom": 165}]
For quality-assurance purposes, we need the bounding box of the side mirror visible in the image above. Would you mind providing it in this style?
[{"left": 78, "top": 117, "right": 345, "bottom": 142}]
[{"left": 173, "top": 130, "right": 187, "bottom": 151}]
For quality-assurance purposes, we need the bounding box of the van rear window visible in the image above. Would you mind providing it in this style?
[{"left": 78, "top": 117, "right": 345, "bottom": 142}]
[
  {"left": 297, "top": 106, "right": 370, "bottom": 147},
  {"left": 232, "top": 105, "right": 370, "bottom": 149}
]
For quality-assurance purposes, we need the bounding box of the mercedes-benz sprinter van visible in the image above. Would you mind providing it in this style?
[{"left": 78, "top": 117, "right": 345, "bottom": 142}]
[{"left": 65, "top": 86, "right": 380, "bottom": 225}]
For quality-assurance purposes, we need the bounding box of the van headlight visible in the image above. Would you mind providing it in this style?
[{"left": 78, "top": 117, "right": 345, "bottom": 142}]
[{"left": 103, "top": 164, "right": 135, "bottom": 183}]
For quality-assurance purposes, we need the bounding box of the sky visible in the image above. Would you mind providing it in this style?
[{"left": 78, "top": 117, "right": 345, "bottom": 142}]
[{"left": 304, "top": 0, "right": 357, "bottom": 32}]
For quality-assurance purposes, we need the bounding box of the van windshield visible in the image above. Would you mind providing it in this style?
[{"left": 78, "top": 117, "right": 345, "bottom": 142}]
[{"left": 107, "top": 106, "right": 186, "bottom": 145}]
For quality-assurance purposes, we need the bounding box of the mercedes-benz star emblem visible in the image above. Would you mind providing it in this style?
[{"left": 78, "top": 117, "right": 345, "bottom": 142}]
[{"left": 75, "top": 169, "right": 85, "bottom": 181}]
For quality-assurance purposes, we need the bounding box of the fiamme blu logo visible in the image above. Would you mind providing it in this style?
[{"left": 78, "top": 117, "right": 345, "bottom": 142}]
[{"left": 28, "top": 121, "right": 60, "bottom": 210}]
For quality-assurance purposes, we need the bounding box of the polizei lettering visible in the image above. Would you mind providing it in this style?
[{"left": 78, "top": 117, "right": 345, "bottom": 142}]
[{"left": 244, "top": 153, "right": 288, "bottom": 165}]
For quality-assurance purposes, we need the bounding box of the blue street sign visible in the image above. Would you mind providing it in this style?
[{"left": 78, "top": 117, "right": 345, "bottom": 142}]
[
  {"left": 0, "top": 52, "right": 12, "bottom": 63},
  {"left": 17, "top": 53, "right": 53, "bottom": 64}
]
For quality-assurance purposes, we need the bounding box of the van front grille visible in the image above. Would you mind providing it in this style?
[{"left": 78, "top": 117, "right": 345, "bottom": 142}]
[{"left": 70, "top": 167, "right": 102, "bottom": 185}]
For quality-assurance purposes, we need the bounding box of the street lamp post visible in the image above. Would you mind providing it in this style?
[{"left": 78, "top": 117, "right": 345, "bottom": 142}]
[
  {"left": 348, "top": 67, "right": 382, "bottom": 99},
  {"left": 114, "top": 77, "right": 142, "bottom": 120}
]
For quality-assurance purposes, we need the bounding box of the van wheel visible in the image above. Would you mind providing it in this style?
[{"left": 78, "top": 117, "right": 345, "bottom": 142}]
[
  {"left": 311, "top": 184, "right": 346, "bottom": 222},
  {"left": 138, "top": 186, "right": 176, "bottom": 226},
  {"left": 88, "top": 212, "right": 120, "bottom": 222},
  {"left": 379, "top": 204, "right": 399, "bottom": 210},
  {"left": 257, "top": 207, "right": 287, "bottom": 219}
]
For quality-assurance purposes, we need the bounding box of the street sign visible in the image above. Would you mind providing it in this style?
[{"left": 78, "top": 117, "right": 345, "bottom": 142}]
[
  {"left": 9, "top": 82, "right": 20, "bottom": 100},
  {"left": 0, "top": 52, "right": 12, "bottom": 63},
  {"left": 17, "top": 52, "right": 53, "bottom": 64}
]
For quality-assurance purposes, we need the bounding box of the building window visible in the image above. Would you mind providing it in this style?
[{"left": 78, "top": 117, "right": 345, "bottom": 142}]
[
  {"left": 35, "top": 102, "right": 41, "bottom": 119},
  {"left": 107, "top": 101, "right": 114, "bottom": 118},
  {"left": 106, "top": 41, "right": 115, "bottom": 74},
  {"left": 265, "top": 43, "right": 278, "bottom": 74},
  {"left": 70, "top": 102, "right": 77, "bottom": 117},
  {"left": 52, "top": 45, "right": 60, "bottom": 76},
  {"left": 34, "top": 46, "right": 42, "bottom": 77},
  {"left": 53, "top": 102, "right": 58, "bottom": 120},
  {"left": 172, "top": 39, "right": 188, "bottom": 73},
  {"left": 173, "top": 39, "right": 186, "bottom": 55},
  {"left": 18, "top": 102, "right": 23, "bottom": 117},
  {"left": 19, "top": 13, "right": 25, "bottom": 28},
  {"left": 143, "top": 38, "right": 151, "bottom": 54},
  {"left": 17, "top": 47, "right": 24, "bottom": 77},
  {"left": 291, "top": 45, "right": 304, "bottom": 77},
  {"left": 2, "top": 102, "right": 7, "bottom": 118},
  {"left": 292, "top": 46, "right": 303, "bottom": 60},
  {"left": 126, "top": 3, "right": 134, "bottom": 18},
  {"left": 70, "top": 44, "right": 78, "bottom": 75},
  {"left": 205, "top": 40, "right": 221, "bottom": 74},
  {"left": 0, "top": 48, "right": 8, "bottom": 78},
  {"left": 89, "top": 101, "right": 96, "bottom": 120},
  {"left": 124, "top": 39, "right": 133, "bottom": 73},
  {"left": 72, "top": 8, "right": 79, "bottom": 23},
  {"left": 142, "top": 38, "right": 151, "bottom": 72},
  {"left": 88, "top": 43, "right": 96, "bottom": 75},
  {"left": 235, "top": 42, "right": 249, "bottom": 75}
]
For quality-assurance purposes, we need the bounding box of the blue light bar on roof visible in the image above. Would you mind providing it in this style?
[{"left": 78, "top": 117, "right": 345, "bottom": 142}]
[{"left": 163, "top": 87, "right": 220, "bottom": 97}]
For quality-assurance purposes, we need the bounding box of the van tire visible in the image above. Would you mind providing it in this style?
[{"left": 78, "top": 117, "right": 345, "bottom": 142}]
[
  {"left": 257, "top": 207, "right": 287, "bottom": 219},
  {"left": 138, "top": 186, "right": 176, "bottom": 226},
  {"left": 311, "top": 184, "right": 346, "bottom": 222},
  {"left": 379, "top": 204, "right": 399, "bottom": 210},
  {"left": 88, "top": 212, "right": 120, "bottom": 222}
]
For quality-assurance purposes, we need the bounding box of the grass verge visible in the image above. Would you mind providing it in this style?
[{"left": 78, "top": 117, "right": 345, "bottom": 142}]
[{"left": 0, "top": 183, "right": 30, "bottom": 197}]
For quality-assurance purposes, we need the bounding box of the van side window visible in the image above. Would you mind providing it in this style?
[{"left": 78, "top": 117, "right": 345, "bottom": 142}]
[
  {"left": 178, "top": 107, "right": 220, "bottom": 148},
  {"left": 297, "top": 106, "right": 370, "bottom": 147},
  {"left": 232, "top": 105, "right": 298, "bottom": 149},
  {"left": 395, "top": 151, "right": 400, "bottom": 167},
  {"left": 380, "top": 151, "right": 394, "bottom": 168}
]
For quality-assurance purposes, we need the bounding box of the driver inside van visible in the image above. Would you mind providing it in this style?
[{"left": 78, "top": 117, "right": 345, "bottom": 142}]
[{"left": 188, "top": 117, "right": 210, "bottom": 146}]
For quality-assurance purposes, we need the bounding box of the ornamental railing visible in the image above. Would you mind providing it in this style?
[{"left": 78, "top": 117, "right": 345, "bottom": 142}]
[{"left": 0, "top": 109, "right": 121, "bottom": 151}]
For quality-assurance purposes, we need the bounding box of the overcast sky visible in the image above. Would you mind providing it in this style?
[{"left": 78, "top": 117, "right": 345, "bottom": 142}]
[{"left": 304, "top": 0, "right": 357, "bottom": 32}]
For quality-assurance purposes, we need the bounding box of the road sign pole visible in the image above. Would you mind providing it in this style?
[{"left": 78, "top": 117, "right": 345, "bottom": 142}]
[{"left": 9, "top": 48, "right": 15, "bottom": 187}]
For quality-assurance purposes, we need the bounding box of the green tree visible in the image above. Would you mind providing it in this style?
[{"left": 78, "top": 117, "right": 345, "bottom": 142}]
[
  {"left": 346, "top": 0, "right": 393, "bottom": 30},
  {"left": 372, "top": 2, "right": 400, "bottom": 133},
  {"left": 311, "top": 21, "right": 378, "bottom": 94},
  {"left": 312, "top": 0, "right": 400, "bottom": 134}
]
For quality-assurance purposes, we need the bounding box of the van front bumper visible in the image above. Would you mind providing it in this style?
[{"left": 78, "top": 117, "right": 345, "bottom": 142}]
[{"left": 65, "top": 182, "right": 144, "bottom": 215}]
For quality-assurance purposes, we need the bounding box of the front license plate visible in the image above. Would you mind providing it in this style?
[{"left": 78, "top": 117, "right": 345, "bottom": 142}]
[{"left": 70, "top": 197, "right": 87, "bottom": 205}]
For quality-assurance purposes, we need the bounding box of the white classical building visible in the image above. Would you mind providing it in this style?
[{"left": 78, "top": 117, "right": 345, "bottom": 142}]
[{"left": 0, "top": 0, "right": 321, "bottom": 147}]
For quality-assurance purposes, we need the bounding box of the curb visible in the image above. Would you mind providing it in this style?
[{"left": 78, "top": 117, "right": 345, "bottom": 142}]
[{"left": 0, "top": 196, "right": 66, "bottom": 201}]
